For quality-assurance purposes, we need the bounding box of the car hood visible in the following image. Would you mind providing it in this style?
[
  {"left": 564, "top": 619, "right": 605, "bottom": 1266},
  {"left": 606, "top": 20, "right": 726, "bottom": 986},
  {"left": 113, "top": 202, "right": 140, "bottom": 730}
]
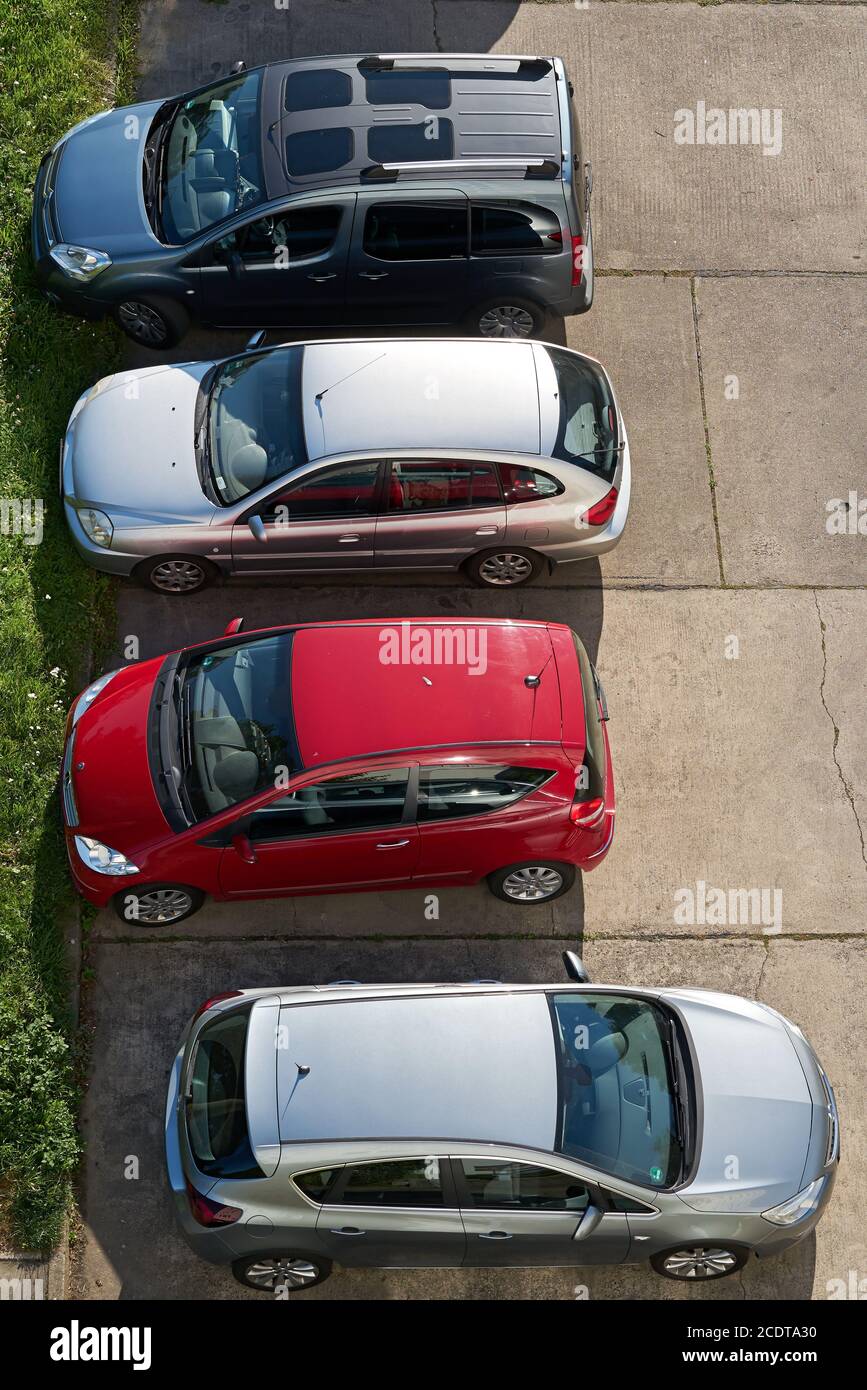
[
  {"left": 53, "top": 100, "right": 163, "bottom": 251},
  {"left": 664, "top": 989, "right": 815, "bottom": 1213},
  {"left": 67, "top": 362, "right": 218, "bottom": 523},
  {"left": 70, "top": 659, "right": 170, "bottom": 852}
]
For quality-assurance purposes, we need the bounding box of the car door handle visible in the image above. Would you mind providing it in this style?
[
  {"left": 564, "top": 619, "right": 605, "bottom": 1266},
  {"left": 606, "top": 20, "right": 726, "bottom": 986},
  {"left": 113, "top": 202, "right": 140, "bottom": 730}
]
[
  {"left": 358, "top": 271, "right": 389, "bottom": 280},
  {"left": 338, "top": 533, "right": 361, "bottom": 542},
  {"left": 376, "top": 839, "right": 410, "bottom": 849},
  {"left": 308, "top": 273, "right": 337, "bottom": 282},
  {"left": 475, "top": 526, "right": 499, "bottom": 536},
  {"left": 330, "top": 1227, "right": 366, "bottom": 1237},
  {"left": 479, "top": 1231, "right": 513, "bottom": 1241}
]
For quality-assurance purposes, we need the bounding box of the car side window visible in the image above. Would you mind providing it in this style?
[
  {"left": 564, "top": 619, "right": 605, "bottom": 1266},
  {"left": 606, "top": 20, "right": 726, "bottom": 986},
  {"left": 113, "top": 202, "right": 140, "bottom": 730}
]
[
  {"left": 332, "top": 1158, "right": 445, "bottom": 1208},
  {"left": 293, "top": 1168, "right": 341, "bottom": 1203},
  {"left": 417, "top": 765, "right": 553, "bottom": 823},
  {"left": 247, "top": 767, "right": 409, "bottom": 844},
  {"left": 386, "top": 460, "right": 500, "bottom": 513},
  {"left": 260, "top": 462, "right": 382, "bottom": 523},
  {"left": 457, "top": 1159, "right": 590, "bottom": 1211},
  {"left": 471, "top": 200, "right": 564, "bottom": 256},
  {"left": 362, "top": 202, "right": 468, "bottom": 261},
  {"left": 211, "top": 205, "right": 342, "bottom": 265},
  {"left": 499, "top": 463, "right": 564, "bottom": 503},
  {"left": 605, "top": 1191, "right": 656, "bottom": 1214}
]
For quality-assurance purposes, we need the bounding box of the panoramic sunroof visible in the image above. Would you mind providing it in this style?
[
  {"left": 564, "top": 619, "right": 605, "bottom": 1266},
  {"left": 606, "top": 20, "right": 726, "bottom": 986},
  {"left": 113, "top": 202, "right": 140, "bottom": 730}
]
[
  {"left": 285, "top": 128, "right": 354, "bottom": 176},
  {"left": 368, "top": 119, "right": 454, "bottom": 164},
  {"left": 364, "top": 68, "right": 451, "bottom": 110},
  {"left": 284, "top": 69, "right": 352, "bottom": 112}
]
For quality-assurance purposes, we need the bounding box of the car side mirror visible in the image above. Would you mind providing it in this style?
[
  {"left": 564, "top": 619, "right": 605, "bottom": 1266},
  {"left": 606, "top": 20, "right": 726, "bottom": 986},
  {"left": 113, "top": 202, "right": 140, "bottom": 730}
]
[
  {"left": 245, "top": 329, "right": 266, "bottom": 352},
  {"left": 230, "top": 60, "right": 247, "bottom": 74},
  {"left": 227, "top": 250, "right": 245, "bottom": 282},
  {"left": 247, "top": 515, "right": 267, "bottom": 544},
  {"left": 224, "top": 617, "right": 245, "bottom": 636},
  {"left": 572, "top": 1204, "right": 603, "bottom": 1242},
  {"left": 231, "top": 832, "right": 257, "bottom": 865},
  {"left": 562, "top": 950, "right": 590, "bottom": 983}
]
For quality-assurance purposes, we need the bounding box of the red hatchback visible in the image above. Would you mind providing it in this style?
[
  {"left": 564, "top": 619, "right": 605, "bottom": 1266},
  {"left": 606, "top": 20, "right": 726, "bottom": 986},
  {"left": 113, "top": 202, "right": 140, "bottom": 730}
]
[{"left": 61, "top": 618, "right": 615, "bottom": 925}]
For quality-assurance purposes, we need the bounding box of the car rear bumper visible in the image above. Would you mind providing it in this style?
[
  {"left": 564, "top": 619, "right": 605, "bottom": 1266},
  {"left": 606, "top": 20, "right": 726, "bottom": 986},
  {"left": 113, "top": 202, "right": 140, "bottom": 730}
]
[{"left": 550, "top": 438, "right": 632, "bottom": 566}]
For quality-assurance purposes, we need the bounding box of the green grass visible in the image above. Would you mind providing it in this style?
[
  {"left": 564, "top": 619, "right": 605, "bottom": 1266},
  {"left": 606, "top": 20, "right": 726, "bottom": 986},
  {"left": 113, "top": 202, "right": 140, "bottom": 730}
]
[{"left": 0, "top": 0, "right": 137, "bottom": 1250}]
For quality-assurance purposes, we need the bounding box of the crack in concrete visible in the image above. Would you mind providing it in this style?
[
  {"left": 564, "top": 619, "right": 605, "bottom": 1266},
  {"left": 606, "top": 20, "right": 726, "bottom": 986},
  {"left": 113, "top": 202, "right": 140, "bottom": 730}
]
[
  {"left": 813, "top": 591, "right": 867, "bottom": 871},
  {"left": 431, "top": 0, "right": 443, "bottom": 52},
  {"left": 690, "top": 277, "right": 726, "bottom": 587}
]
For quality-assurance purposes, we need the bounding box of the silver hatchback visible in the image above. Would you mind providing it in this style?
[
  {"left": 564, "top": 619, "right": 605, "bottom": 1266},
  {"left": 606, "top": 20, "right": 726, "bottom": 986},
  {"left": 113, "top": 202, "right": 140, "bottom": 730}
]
[
  {"left": 62, "top": 336, "right": 630, "bottom": 593},
  {"left": 165, "top": 957, "right": 838, "bottom": 1293}
]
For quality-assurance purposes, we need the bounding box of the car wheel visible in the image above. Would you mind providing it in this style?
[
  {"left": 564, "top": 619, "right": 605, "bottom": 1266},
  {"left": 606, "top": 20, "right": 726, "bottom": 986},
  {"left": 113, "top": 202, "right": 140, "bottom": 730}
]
[
  {"left": 232, "top": 1253, "right": 332, "bottom": 1293},
  {"left": 112, "top": 884, "right": 204, "bottom": 926},
  {"left": 465, "top": 547, "right": 545, "bottom": 588},
  {"left": 134, "top": 555, "right": 218, "bottom": 595},
  {"left": 488, "top": 862, "right": 575, "bottom": 904},
  {"left": 114, "top": 297, "right": 189, "bottom": 349},
  {"left": 651, "top": 1246, "right": 749, "bottom": 1282},
  {"left": 467, "top": 297, "right": 546, "bottom": 340}
]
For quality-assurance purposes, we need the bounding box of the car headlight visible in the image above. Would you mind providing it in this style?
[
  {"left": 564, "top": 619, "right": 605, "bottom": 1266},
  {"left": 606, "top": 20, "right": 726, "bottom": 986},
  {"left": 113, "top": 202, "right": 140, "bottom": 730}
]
[
  {"left": 762, "top": 1176, "right": 828, "bottom": 1226},
  {"left": 77, "top": 507, "right": 113, "bottom": 548},
  {"left": 74, "top": 836, "right": 140, "bottom": 876},
  {"left": 49, "top": 244, "right": 112, "bottom": 280},
  {"left": 71, "top": 669, "right": 121, "bottom": 725}
]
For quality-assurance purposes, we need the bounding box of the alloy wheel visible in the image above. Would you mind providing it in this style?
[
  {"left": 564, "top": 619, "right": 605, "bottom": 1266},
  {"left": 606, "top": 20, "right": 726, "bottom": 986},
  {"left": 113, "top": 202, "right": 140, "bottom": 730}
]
[
  {"left": 661, "top": 1248, "right": 740, "bottom": 1279},
  {"left": 150, "top": 559, "right": 206, "bottom": 593},
  {"left": 244, "top": 1258, "right": 320, "bottom": 1291},
  {"left": 126, "top": 888, "right": 193, "bottom": 925},
  {"left": 478, "top": 305, "right": 535, "bottom": 338},
  {"left": 117, "top": 301, "right": 168, "bottom": 346},
  {"left": 501, "top": 866, "right": 564, "bottom": 902},
  {"left": 477, "top": 551, "right": 535, "bottom": 586}
]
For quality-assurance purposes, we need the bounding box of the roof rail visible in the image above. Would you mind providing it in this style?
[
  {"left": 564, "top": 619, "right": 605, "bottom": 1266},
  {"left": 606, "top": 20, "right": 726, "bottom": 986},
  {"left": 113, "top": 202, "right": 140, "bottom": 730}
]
[
  {"left": 361, "top": 156, "right": 561, "bottom": 181},
  {"left": 359, "top": 54, "right": 552, "bottom": 75}
]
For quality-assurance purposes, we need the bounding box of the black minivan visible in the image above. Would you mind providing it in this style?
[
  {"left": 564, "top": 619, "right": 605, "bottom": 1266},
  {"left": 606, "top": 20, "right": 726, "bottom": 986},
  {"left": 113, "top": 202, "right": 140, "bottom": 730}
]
[{"left": 33, "top": 53, "right": 594, "bottom": 346}]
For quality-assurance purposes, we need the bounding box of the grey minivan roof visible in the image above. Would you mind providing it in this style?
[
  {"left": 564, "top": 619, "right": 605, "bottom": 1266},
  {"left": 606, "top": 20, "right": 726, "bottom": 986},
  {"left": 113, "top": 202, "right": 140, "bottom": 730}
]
[
  {"left": 277, "top": 991, "right": 558, "bottom": 1147},
  {"left": 301, "top": 338, "right": 543, "bottom": 459}
]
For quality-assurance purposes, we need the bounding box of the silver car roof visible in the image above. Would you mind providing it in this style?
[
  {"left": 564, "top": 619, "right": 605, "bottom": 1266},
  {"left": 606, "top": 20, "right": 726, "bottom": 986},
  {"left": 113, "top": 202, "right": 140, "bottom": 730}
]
[
  {"left": 276, "top": 991, "right": 558, "bottom": 1149},
  {"left": 302, "top": 338, "right": 544, "bottom": 460}
]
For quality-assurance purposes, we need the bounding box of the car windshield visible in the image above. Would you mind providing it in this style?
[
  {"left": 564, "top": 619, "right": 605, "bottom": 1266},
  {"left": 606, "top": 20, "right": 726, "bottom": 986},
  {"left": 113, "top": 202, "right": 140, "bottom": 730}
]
[
  {"left": 546, "top": 347, "right": 619, "bottom": 483},
  {"left": 161, "top": 71, "right": 264, "bottom": 242},
  {"left": 176, "top": 633, "right": 300, "bottom": 822},
  {"left": 205, "top": 346, "right": 307, "bottom": 505},
  {"left": 550, "top": 992, "right": 684, "bottom": 1187}
]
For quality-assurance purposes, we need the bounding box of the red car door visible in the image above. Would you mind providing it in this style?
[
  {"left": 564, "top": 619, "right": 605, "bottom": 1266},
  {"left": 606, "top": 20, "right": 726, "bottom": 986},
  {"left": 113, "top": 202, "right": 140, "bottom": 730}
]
[{"left": 218, "top": 766, "right": 419, "bottom": 898}]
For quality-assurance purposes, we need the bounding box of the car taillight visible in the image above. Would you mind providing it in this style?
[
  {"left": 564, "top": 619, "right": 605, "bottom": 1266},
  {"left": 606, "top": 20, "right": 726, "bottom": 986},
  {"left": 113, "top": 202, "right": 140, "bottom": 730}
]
[
  {"left": 570, "top": 797, "right": 606, "bottom": 829},
  {"left": 192, "top": 990, "right": 242, "bottom": 1022},
  {"left": 571, "top": 234, "right": 584, "bottom": 287},
  {"left": 580, "top": 487, "right": 618, "bottom": 528},
  {"left": 186, "top": 1180, "right": 242, "bottom": 1227}
]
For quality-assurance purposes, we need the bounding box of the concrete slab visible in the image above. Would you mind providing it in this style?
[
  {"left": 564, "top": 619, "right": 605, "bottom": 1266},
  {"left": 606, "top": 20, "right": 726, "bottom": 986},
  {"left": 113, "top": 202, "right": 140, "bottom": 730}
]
[
  {"left": 75, "top": 934, "right": 862, "bottom": 1300},
  {"left": 697, "top": 275, "right": 867, "bottom": 585},
  {"left": 439, "top": 2, "right": 867, "bottom": 271}
]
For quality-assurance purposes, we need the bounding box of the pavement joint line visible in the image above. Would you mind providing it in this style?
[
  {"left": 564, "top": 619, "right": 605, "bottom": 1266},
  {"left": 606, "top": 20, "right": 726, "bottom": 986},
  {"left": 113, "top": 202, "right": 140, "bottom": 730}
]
[
  {"left": 597, "top": 269, "right": 866, "bottom": 279},
  {"left": 813, "top": 589, "right": 867, "bottom": 871},
  {"left": 95, "top": 931, "right": 867, "bottom": 946},
  {"left": 691, "top": 276, "right": 726, "bottom": 585}
]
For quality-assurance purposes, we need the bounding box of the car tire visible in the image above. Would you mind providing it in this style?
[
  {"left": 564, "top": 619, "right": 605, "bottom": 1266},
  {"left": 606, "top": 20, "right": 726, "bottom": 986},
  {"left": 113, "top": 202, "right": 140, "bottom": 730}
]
[
  {"left": 232, "top": 1253, "right": 332, "bottom": 1293},
  {"left": 114, "top": 296, "right": 189, "bottom": 349},
  {"left": 134, "top": 554, "right": 219, "bottom": 596},
  {"left": 112, "top": 884, "right": 204, "bottom": 927},
  {"left": 464, "top": 547, "right": 545, "bottom": 589},
  {"left": 650, "top": 1245, "right": 750, "bottom": 1282},
  {"left": 465, "top": 296, "right": 547, "bottom": 340},
  {"left": 487, "top": 861, "right": 575, "bottom": 904}
]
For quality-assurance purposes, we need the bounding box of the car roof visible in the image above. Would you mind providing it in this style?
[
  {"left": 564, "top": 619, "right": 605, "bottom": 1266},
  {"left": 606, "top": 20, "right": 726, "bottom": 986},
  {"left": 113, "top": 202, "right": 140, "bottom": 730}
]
[
  {"left": 289, "top": 620, "right": 565, "bottom": 766},
  {"left": 276, "top": 990, "right": 558, "bottom": 1148},
  {"left": 260, "top": 54, "right": 565, "bottom": 197},
  {"left": 301, "top": 339, "right": 542, "bottom": 461}
]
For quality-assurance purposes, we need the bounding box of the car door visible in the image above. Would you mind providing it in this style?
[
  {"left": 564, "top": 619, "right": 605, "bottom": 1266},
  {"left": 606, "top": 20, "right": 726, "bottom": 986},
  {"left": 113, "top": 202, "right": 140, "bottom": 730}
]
[
  {"left": 218, "top": 766, "right": 419, "bottom": 897},
  {"left": 374, "top": 458, "right": 506, "bottom": 571},
  {"left": 198, "top": 195, "right": 354, "bottom": 325},
  {"left": 230, "top": 460, "right": 383, "bottom": 574},
  {"left": 455, "top": 1158, "right": 630, "bottom": 1267},
  {"left": 314, "top": 1157, "right": 466, "bottom": 1268},
  {"left": 348, "top": 194, "right": 469, "bottom": 325}
]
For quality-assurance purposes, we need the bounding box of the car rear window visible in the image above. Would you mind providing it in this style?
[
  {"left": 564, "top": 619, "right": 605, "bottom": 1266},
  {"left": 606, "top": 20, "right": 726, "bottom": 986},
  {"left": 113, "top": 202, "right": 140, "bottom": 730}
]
[
  {"left": 186, "top": 1006, "right": 262, "bottom": 1179},
  {"left": 471, "top": 201, "right": 563, "bottom": 255},
  {"left": 546, "top": 347, "right": 619, "bottom": 484},
  {"left": 572, "top": 632, "right": 606, "bottom": 799}
]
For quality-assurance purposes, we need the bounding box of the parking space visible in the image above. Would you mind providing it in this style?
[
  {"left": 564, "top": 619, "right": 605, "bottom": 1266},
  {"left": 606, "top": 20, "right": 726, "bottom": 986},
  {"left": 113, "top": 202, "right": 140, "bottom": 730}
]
[{"left": 73, "top": 0, "right": 865, "bottom": 1300}]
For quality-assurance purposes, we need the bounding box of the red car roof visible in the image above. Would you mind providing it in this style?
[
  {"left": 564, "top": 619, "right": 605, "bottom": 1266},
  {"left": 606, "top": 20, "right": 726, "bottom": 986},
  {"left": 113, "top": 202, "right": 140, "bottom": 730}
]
[{"left": 291, "top": 620, "right": 565, "bottom": 767}]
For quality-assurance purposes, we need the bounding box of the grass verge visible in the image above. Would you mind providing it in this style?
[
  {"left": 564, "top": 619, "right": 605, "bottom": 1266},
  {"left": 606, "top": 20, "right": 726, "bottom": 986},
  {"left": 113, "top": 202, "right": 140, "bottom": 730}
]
[{"left": 0, "top": 0, "right": 137, "bottom": 1250}]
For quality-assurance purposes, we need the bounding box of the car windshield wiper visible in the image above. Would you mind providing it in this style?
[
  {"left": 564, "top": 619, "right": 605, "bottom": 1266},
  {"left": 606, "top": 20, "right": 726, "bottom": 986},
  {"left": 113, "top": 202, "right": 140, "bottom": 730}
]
[
  {"left": 143, "top": 107, "right": 177, "bottom": 239},
  {"left": 663, "top": 1020, "right": 690, "bottom": 1176},
  {"left": 194, "top": 366, "right": 223, "bottom": 503}
]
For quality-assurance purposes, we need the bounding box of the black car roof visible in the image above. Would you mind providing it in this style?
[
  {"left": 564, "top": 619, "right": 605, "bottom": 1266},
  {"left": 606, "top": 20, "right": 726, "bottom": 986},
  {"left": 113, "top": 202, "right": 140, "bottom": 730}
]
[{"left": 259, "top": 54, "right": 566, "bottom": 198}]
